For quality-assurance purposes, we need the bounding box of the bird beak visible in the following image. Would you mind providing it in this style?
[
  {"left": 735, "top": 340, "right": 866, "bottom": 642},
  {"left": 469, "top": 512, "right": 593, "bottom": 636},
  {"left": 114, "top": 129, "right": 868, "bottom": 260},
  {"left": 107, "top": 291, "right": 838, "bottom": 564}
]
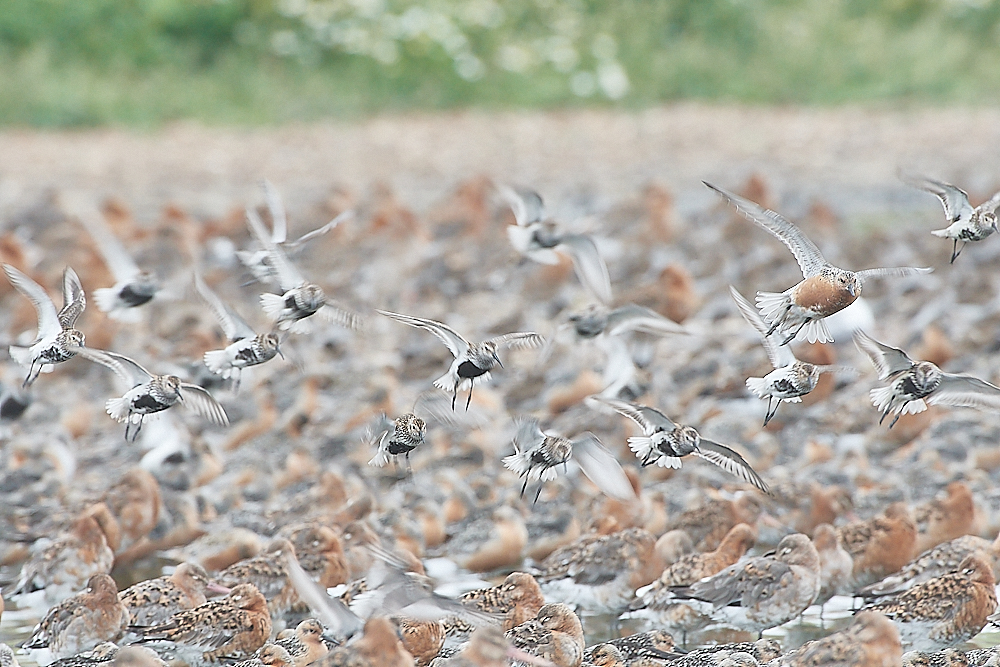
[
  {"left": 493, "top": 352, "right": 503, "bottom": 368},
  {"left": 848, "top": 283, "right": 857, "bottom": 297},
  {"left": 276, "top": 346, "right": 285, "bottom": 360},
  {"left": 207, "top": 582, "right": 231, "bottom": 596}
]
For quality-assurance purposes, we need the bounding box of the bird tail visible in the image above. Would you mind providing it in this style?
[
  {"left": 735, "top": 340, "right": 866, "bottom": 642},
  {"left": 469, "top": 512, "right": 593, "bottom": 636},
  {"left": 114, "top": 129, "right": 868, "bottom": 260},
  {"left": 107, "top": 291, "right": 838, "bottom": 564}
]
[
  {"left": 368, "top": 433, "right": 390, "bottom": 468},
  {"left": 755, "top": 291, "right": 790, "bottom": 326},
  {"left": 502, "top": 447, "right": 534, "bottom": 478},
  {"left": 8, "top": 345, "right": 33, "bottom": 368},
  {"left": 799, "top": 318, "right": 832, "bottom": 344},
  {"left": 203, "top": 349, "right": 233, "bottom": 378},
  {"left": 745, "top": 377, "right": 771, "bottom": 399},
  {"left": 259, "top": 293, "right": 286, "bottom": 321},
  {"left": 627, "top": 436, "right": 658, "bottom": 463},
  {"left": 106, "top": 397, "right": 133, "bottom": 423},
  {"left": 930, "top": 228, "right": 951, "bottom": 238},
  {"left": 868, "top": 386, "right": 896, "bottom": 414},
  {"left": 93, "top": 287, "right": 120, "bottom": 314}
]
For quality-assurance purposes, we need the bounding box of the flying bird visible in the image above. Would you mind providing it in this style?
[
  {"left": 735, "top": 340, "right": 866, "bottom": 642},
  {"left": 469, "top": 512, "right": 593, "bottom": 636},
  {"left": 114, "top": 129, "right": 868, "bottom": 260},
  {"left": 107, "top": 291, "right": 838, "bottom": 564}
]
[
  {"left": 855, "top": 330, "right": 1000, "bottom": 428},
  {"left": 76, "top": 348, "right": 228, "bottom": 441},
  {"left": 705, "top": 182, "right": 931, "bottom": 345},
  {"left": 902, "top": 173, "right": 1000, "bottom": 263},
  {"left": 500, "top": 185, "right": 613, "bottom": 305},
  {"left": 195, "top": 273, "right": 282, "bottom": 391},
  {"left": 591, "top": 396, "right": 769, "bottom": 493},
  {"left": 731, "top": 285, "right": 854, "bottom": 425},
  {"left": 377, "top": 309, "right": 543, "bottom": 410},
  {"left": 4, "top": 264, "right": 86, "bottom": 387}
]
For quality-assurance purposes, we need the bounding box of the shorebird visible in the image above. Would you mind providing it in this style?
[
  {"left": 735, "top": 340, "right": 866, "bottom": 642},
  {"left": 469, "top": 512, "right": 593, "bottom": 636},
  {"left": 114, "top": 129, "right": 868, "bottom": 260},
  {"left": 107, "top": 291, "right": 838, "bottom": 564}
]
[
  {"left": 238, "top": 180, "right": 353, "bottom": 285},
  {"left": 504, "top": 603, "right": 585, "bottom": 667},
  {"left": 855, "top": 330, "right": 1000, "bottom": 427},
  {"left": 22, "top": 574, "right": 129, "bottom": 659},
  {"left": 195, "top": 272, "right": 282, "bottom": 390},
  {"left": 903, "top": 174, "right": 1000, "bottom": 262},
  {"left": 706, "top": 182, "right": 931, "bottom": 345},
  {"left": 377, "top": 310, "right": 542, "bottom": 410},
  {"left": 75, "top": 347, "right": 228, "bottom": 441},
  {"left": 769, "top": 611, "right": 902, "bottom": 666},
  {"left": 502, "top": 417, "right": 636, "bottom": 504},
  {"left": 245, "top": 206, "right": 358, "bottom": 334},
  {"left": 584, "top": 631, "right": 679, "bottom": 663},
  {"left": 236, "top": 644, "right": 294, "bottom": 667},
  {"left": 70, "top": 199, "right": 159, "bottom": 322},
  {"left": 499, "top": 185, "right": 613, "bottom": 305},
  {"left": 837, "top": 502, "right": 917, "bottom": 589},
  {"left": 367, "top": 413, "right": 426, "bottom": 471},
  {"left": 731, "top": 285, "right": 854, "bottom": 425},
  {"left": 3, "top": 264, "right": 86, "bottom": 387},
  {"left": 812, "top": 523, "right": 854, "bottom": 612},
  {"left": 273, "top": 619, "right": 329, "bottom": 667},
  {"left": 592, "top": 396, "right": 769, "bottom": 493},
  {"left": 119, "top": 562, "right": 229, "bottom": 626}
]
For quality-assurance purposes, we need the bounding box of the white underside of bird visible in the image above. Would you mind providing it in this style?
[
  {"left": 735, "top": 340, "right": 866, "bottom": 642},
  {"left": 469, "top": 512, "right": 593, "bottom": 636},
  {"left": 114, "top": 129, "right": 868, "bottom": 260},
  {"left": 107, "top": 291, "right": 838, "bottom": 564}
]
[
  {"left": 745, "top": 366, "right": 806, "bottom": 401},
  {"left": 626, "top": 435, "right": 682, "bottom": 468},
  {"left": 106, "top": 384, "right": 166, "bottom": 423},
  {"left": 203, "top": 339, "right": 257, "bottom": 378},
  {"left": 869, "top": 386, "right": 927, "bottom": 417},
  {"left": 93, "top": 283, "right": 148, "bottom": 323},
  {"left": 756, "top": 290, "right": 832, "bottom": 344}
]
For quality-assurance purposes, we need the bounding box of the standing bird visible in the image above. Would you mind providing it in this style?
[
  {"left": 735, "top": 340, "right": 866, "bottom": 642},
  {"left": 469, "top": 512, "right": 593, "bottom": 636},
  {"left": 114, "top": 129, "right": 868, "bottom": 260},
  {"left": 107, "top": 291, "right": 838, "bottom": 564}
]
[
  {"left": 592, "top": 397, "right": 769, "bottom": 493},
  {"left": 22, "top": 574, "right": 129, "bottom": 659},
  {"left": 76, "top": 348, "right": 228, "bottom": 441},
  {"left": 377, "top": 310, "right": 543, "bottom": 410},
  {"left": 731, "top": 286, "right": 853, "bottom": 425},
  {"left": 502, "top": 417, "right": 636, "bottom": 504},
  {"left": 855, "top": 330, "right": 1000, "bottom": 428},
  {"left": 71, "top": 200, "right": 159, "bottom": 322},
  {"left": 238, "top": 180, "right": 354, "bottom": 285},
  {"left": 903, "top": 174, "right": 1000, "bottom": 262},
  {"left": 500, "top": 185, "right": 613, "bottom": 305},
  {"left": 706, "top": 182, "right": 931, "bottom": 345},
  {"left": 195, "top": 273, "right": 282, "bottom": 390},
  {"left": 4, "top": 264, "right": 86, "bottom": 387},
  {"left": 244, "top": 207, "right": 358, "bottom": 334}
]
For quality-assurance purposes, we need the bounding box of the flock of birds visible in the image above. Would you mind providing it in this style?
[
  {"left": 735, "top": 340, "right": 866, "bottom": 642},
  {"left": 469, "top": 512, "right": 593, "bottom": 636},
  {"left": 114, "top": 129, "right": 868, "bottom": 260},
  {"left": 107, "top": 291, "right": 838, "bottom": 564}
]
[{"left": 0, "top": 171, "right": 1000, "bottom": 667}]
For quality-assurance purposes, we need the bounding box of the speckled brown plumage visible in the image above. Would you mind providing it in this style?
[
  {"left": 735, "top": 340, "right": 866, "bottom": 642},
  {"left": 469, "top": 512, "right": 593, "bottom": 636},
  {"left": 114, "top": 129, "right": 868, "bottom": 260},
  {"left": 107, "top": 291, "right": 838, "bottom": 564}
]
[
  {"left": 314, "top": 617, "right": 415, "bottom": 667},
  {"left": 119, "top": 562, "right": 223, "bottom": 626},
  {"left": 395, "top": 618, "right": 445, "bottom": 667},
  {"left": 455, "top": 572, "right": 544, "bottom": 632},
  {"left": 770, "top": 611, "right": 901, "bottom": 666},
  {"left": 218, "top": 539, "right": 300, "bottom": 618},
  {"left": 234, "top": 644, "right": 294, "bottom": 667},
  {"left": 23, "top": 574, "right": 129, "bottom": 658},
  {"left": 273, "top": 618, "right": 329, "bottom": 667},
  {"left": 505, "top": 603, "right": 584, "bottom": 667}
]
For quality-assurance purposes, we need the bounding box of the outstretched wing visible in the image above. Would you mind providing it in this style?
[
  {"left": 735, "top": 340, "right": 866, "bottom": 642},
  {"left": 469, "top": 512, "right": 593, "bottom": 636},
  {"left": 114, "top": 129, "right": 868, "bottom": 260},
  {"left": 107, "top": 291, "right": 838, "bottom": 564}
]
[
  {"left": 59, "top": 267, "right": 86, "bottom": 329},
  {"left": 558, "top": 233, "right": 613, "bottom": 305},
  {"left": 194, "top": 273, "right": 256, "bottom": 341},
  {"left": 377, "top": 310, "right": 470, "bottom": 358},
  {"left": 485, "top": 331, "right": 545, "bottom": 350},
  {"left": 75, "top": 347, "right": 153, "bottom": 387},
  {"left": 178, "top": 383, "right": 229, "bottom": 426},
  {"left": 729, "top": 285, "right": 793, "bottom": 369},
  {"left": 510, "top": 416, "right": 547, "bottom": 453},
  {"left": 572, "top": 432, "right": 637, "bottom": 501},
  {"left": 262, "top": 179, "right": 288, "bottom": 244},
  {"left": 696, "top": 439, "right": 769, "bottom": 494},
  {"left": 604, "top": 303, "right": 687, "bottom": 337},
  {"left": 245, "top": 207, "right": 306, "bottom": 292},
  {"left": 705, "top": 182, "right": 827, "bottom": 278},
  {"left": 979, "top": 190, "right": 1000, "bottom": 214},
  {"left": 285, "top": 210, "right": 354, "bottom": 249},
  {"left": 855, "top": 266, "right": 932, "bottom": 284},
  {"left": 591, "top": 396, "right": 676, "bottom": 435},
  {"left": 853, "top": 330, "right": 915, "bottom": 380},
  {"left": 902, "top": 174, "right": 973, "bottom": 223},
  {"left": 3, "top": 264, "right": 61, "bottom": 340},
  {"left": 498, "top": 185, "right": 545, "bottom": 227},
  {"left": 928, "top": 374, "right": 1000, "bottom": 411},
  {"left": 70, "top": 199, "right": 141, "bottom": 283}
]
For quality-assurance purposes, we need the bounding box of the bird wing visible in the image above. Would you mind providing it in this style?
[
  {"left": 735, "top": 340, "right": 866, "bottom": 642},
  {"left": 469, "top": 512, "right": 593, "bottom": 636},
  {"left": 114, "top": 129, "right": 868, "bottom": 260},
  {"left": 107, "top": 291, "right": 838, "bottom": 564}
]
[
  {"left": 178, "top": 383, "right": 230, "bottom": 426},
  {"left": 592, "top": 396, "right": 676, "bottom": 435},
  {"left": 498, "top": 185, "right": 545, "bottom": 227},
  {"left": 285, "top": 210, "right": 354, "bottom": 249},
  {"left": 71, "top": 200, "right": 141, "bottom": 282},
  {"left": 58, "top": 267, "right": 86, "bottom": 329},
  {"left": 979, "top": 189, "right": 1000, "bottom": 214},
  {"left": 605, "top": 303, "right": 687, "bottom": 337},
  {"left": 705, "top": 181, "right": 827, "bottom": 278},
  {"left": 928, "top": 373, "right": 1000, "bottom": 410},
  {"left": 557, "top": 233, "right": 613, "bottom": 305},
  {"left": 3, "top": 264, "right": 61, "bottom": 340},
  {"left": 377, "top": 310, "right": 469, "bottom": 358},
  {"left": 194, "top": 273, "right": 256, "bottom": 341},
  {"left": 281, "top": 546, "right": 363, "bottom": 641},
  {"left": 729, "top": 285, "right": 793, "bottom": 369},
  {"left": 74, "top": 347, "right": 153, "bottom": 387},
  {"left": 854, "top": 266, "right": 932, "bottom": 284},
  {"left": 902, "top": 174, "right": 973, "bottom": 222},
  {"left": 486, "top": 331, "right": 545, "bottom": 350},
  {"left": 853, "top": 330, "right": 915, "bottom": 380},
  {"left": 511, "top": 417, "right": 547, "bottom": 453},
  {"left": 696, "top": 439, "right": 769, "bottom": 494},
  {"left": 262, "top": 179, "right": 288, "bottom": 244},
  {"left": 572, "top": 432, "right": 637, "bottom": 501},
  {"left": 736, "top": 559, "right": 794, "bottom": 609},
  {"left": 245, "top": 207, "right": 306, "bottom": 291},
  {"left": 365, "top": 413, "right": 395, "bottom": 447}
]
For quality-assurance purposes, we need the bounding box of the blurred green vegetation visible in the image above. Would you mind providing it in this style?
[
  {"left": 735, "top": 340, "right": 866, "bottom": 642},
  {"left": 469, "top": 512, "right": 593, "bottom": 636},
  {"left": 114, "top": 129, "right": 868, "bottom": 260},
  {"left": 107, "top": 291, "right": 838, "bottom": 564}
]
[{"left": 1, "top": 0, "right": 999, "bottom": 127}]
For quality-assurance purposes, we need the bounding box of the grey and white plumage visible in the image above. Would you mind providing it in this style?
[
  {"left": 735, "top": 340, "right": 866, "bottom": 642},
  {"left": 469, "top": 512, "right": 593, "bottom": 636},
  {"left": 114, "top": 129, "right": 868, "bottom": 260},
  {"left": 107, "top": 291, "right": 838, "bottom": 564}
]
[
  {"left": 903, "top": 173, "right": 1000, "bottom": 262},
  {"left": 855, "top": 329, "right": 1000, "bottom": 428},
  {"left": 500, "top": 185, "right": 613, "bottom": 305},
  {"left": 731, "top": 285, "right": 853, "bottom": 425},
  {"left": 75, "top": 348, "right": 228, "bottom": 441},
  {"left": 502, "top": 417, "right": 636, "bottom": 503},
  {"left": 195, "top": 273, "right": 282, "bottom": 390},
  {"left": 367, "top": 413, "right": 426, "bottom": 469},
  {"left": 0, "top": 644, "right": 20, "bottom": 667},
  {"left": 4, "top": 264, "right": 86, "bottom": 387},
  {"left": 592, "top": 396, "right": 769, "bottom": 493},
  {"left": 69, "top": 199, "right": 158, "bottom": 322},
  {"left": 377, "top": 309, "right": 543, "bottom": 410},
  {"left": 706, "top": 182, "right": 931, "bottom": 345},
  {"left": 245, "top": 206, "right": 358, "bottom": 334},
  {"left": 238, "top": 181, "right": 353, "bottom": 285}
]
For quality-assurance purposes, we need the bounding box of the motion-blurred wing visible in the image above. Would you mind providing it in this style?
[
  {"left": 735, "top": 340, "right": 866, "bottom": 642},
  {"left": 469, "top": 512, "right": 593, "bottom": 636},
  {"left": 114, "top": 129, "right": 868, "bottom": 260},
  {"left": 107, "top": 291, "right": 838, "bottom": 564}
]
[
  {"left": 696, "top": 439, "right": 769, "bottom": 494},
  {"left": 3, "top": 264, "right": 61, "bottom": 340},
  {"left": 853, "top": 330, "right": 915, "bottom": 380},
  {"left": 572, "top": 432, "right": 637, "bottom": 501}
]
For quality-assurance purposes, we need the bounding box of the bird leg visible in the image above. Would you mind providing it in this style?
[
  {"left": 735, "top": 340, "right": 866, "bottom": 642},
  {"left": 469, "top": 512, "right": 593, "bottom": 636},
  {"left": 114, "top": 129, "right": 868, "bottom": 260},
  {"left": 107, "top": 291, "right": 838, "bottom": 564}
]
[
  {"left": 466, "top": 385, "right": 474, "bottom": 411},
  {"left": 888, "top": 411, "right": 902, "bottom": 429},
  {"left": 533, "top": 483, "right": 544, "bottom": 505},
  {"left": 451, "top": 383, "right": 459, "bottom": 411},
  {"left": 951, "top": 239, "right": 962, "bottom": 263},
  {"left": 520, "top": 474, "right": 530, "bottom": 499},
  {"left": 781, "top": 319, "right": 810, "bottom": 346},
  {"left": 766, "top": 305, "right": 791, "bottom": 336},
  {"left": 762, "top": 397, "right": 776, "bottom": 427}
]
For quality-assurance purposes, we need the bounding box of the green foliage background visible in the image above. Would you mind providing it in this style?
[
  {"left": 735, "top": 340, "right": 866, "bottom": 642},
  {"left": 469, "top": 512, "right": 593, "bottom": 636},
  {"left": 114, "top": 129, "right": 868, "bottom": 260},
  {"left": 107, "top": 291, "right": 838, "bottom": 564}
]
[{"left": 1, "top": 0, "right": 999, "bottom": 126}]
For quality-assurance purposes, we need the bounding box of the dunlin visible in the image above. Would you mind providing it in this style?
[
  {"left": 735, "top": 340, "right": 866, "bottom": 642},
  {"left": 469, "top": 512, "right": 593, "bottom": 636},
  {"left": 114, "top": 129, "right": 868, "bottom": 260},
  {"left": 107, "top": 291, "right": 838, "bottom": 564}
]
[
  {"left": 367, "top": 413, "right": 426, "bottom": 470},
  {"left": 903, "top": 173, "right": 1000, "bottom": 262},
  {"left": 706, "top": 182, "right": 930, "bottom": 345},
  {"left": 4, "top": 264, "right": 86, "bottom": 386}
]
